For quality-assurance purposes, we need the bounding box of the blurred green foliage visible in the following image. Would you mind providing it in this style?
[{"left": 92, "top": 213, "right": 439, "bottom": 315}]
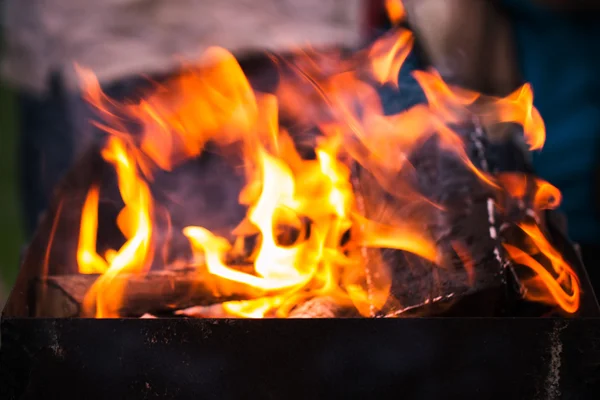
[
  {"left": 0, "top": 19, "right": 24, "bottom": 293},
  {"left": 0, "top": 82, "right": 23, "bottom": 289}
]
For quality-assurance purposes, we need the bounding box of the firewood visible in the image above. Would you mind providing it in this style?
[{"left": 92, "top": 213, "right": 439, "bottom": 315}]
[
  {"left": 175, "top": 304, "right": 230, "bottom": 318},
  {"left": 347, "top": 121, "right": 509, "bottom": 317},
  {"left": 34, "top": 270, "right": 258, "bottom": 318},
  {"left": 288, "top": 297, "right": 357, "bottom": 318}
]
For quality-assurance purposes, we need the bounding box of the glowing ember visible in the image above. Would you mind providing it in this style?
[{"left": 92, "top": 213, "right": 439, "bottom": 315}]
[{"left": 71, "top": 8, "right": 579, "bottom": 318}]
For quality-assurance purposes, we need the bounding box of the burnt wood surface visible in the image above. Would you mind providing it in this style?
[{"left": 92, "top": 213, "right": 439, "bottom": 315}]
[
  {"left": 351, "top": 122, "right": 510, "bottom": 317},
  {"left": 288, "top": 297, "right": 358, "bottom": 318},
  {"left": 3, "top": 148, "right": 107, "bottom": 318},
  {"left": 34, "top": 270, "right": 257, "bottom": 318},
  {"left": 1, "top": 318, "right": 599, "bottom": 400}
]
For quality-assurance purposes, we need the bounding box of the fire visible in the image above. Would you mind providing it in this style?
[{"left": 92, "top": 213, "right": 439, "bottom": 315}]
[
  {"left": 489, "top": 84, "right": 546, "bottom": 151},
  {"left": 498, "top": 172, "right": 578, "bottom": 313},
  {"left": 497, "top": 173, "right": 562, "bottom": 211},
  {"left": 81, "top": 137, "right": 155, "bottom": 317},
  {"left": 71, "top": 9, "right": 580, "bottom": 317},
  {"left": 368, "top": 29, "right": 414, "bottom": 88},
  {"left": 78, "top": 185, "right": 108, "bottom": 274},
  {"left": 503, "top": 223, "right": 580, "bottom": 314},
  {"left": 385, "top": 0, "right": 406, "bottom": 24}
]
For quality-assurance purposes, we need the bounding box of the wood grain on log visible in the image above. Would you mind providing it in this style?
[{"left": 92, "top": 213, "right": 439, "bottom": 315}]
[
  {"left": 288, "top": 297, "right": 357, "bottom": 318},
  {"left": 34, "top": 270, "right": 257, "bottom": 318}
]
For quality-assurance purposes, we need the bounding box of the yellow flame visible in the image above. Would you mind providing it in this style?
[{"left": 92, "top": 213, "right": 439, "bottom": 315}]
[
  {"left": 504, "top": 222, "right": 580, "bottom": 314},
  {"left": 81, "top": 137, "right": 154, "bottom": 317},
  {"left": 77, "top": 185, "right": 108, "bottom": 274}
]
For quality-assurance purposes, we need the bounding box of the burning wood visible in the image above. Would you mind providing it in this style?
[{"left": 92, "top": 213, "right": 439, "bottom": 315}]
[
  {"left": 34, "top": 269, "right": 255, "bottom": 318},
  {"left": 288, "top": 297, "right": 358, "bottom": 318},
  {"left": 3, "top": 9, "right": 583, "bottom": 319}
]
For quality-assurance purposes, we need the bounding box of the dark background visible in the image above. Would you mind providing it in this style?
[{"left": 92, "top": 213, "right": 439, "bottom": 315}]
[{"left": 0, "top": 26, "right": 22, "bottom": 304}]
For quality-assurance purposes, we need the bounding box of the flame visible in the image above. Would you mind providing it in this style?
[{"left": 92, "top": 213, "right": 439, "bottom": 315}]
[
  {"left": 385, "top": 0, "right": 406, "bottom": 24},
  {"left": 497, "top": 173, "right": 561, "bottom": 210},
  {"left": 77, "top": 185, "right": 108, "bottom": 274},
  {"left": 368, "top": 29, "right": 414, "bottom": 88},
  {"left": 489, "top": 84, "right": 545, "bottom": 150},
  {"left": 413, "top": 70, "right": 546, "bottom": 151},
  {"left": 497, "top": 173, "right": 528, "bottom": 200},
  {"left": 503, "top": 223, "right": 580, "bottom": 314},
  {"left": 73, "top": 14, "right": 579, "bottom": 317},
  {"left": 413, "top": 70, "right": 480, "bottom": 123},
  {"left": 533, "top": 180, "right": 561, "bottom": 210},
  {"left": 80, "top": 137, "right": 155, "bottom": 317}
]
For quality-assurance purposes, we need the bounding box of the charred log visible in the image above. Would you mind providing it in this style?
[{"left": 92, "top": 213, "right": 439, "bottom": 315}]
[
  {"left": 348, "top": 120, "right": 511, "bottom": 317},
  {"left": 34, "top": 270, "right": 257, "bottom": 318},
  {"left": 288, "top": 297, "right": 358, "bottom": 318}
]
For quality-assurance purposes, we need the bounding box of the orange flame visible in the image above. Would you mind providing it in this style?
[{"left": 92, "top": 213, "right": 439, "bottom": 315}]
[
  {"left": 413, "top": 69, "right": 480, "bottom": 123},
  {"left": 503, "top": 223, "right": 580, "bottom": 314},
  {"left": 533, "top": 180, "right": 561, "bottom": 210},
  {"left": 74, "top": 21, "right": 578, "bottom": 317},
  {"left": 497, "top": 173, "right": 561, "bottom": 210},
  {"left": 489, "top": 84, "right": 546, "bottom": 150},
  {"left": 81, "top": 137, "right": 155, "bottom": 317},
  {"left": 77, "top": 185, "right": 108, "bottom": 274},
  {"left": 385, "top": 0, "right": 406, "bottom": 24},
  {"left": 413, "top": 70, "right": 546, "bottom": 151},
  {"left": 368, "top": 29, "right": 414, "bottom": 88}
]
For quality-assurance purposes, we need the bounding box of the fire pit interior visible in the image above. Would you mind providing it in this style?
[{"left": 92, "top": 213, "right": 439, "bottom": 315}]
[{"left": 2, "top": 20, "right": 597, "bottom": 321}]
